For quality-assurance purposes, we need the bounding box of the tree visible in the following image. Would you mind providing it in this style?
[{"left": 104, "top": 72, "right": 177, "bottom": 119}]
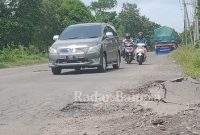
[
  {"left": 62, "top": 0, "right": 95, "bottom": 25},
  {"left": 38, "top": 0, "right": 94, "bottom": 51},
  {"left": 15, "top": 0, "right": 43, "bottom": 46},
  {"left": 90, "top": 0, "right": 117, "bottom": 23},
  {"left": 90, "top": 0, "right": 117, "bottom": 13},
  {"left": 0, "top": 0, "right": 94, "bottom": 50},
  {"left": 0, "top": 0, "right": 20, "bottom": 48},
  {"left": 117, "top": 3, "right": 160, "bottom": 47}
]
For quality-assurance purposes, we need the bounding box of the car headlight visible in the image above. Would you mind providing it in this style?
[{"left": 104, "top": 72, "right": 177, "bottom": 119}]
[
  {"left": 88, "top": 45, "right": 100, "bottom": 53},
  {"left": 49, "top": 47, "right": 57, "bottom": 54}
]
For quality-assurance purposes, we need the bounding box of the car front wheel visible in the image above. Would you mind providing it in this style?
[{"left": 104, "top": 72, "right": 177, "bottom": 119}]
[
  {"left": 97, "top": 54, "right": 107, "bottom": 73},
  {"left": 51, "top": 67, "right": 62, "bottom": 75}
]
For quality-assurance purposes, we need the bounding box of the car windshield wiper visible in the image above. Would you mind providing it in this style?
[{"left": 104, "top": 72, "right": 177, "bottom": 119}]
[{"left": 67, "top": 37, "right": 80, "bottom": 39}]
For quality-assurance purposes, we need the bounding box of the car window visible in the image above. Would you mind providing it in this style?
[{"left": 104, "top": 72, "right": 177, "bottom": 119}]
[{"left": 59, "top": 25, "right": 102, "bottom": 40}]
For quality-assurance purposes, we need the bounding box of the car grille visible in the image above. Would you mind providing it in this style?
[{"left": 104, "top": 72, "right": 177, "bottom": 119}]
[
  {"left": 59, "top": 47, "right": 88, "bottom": 54},
  {"left": 57, "top": 57, "right": 89, "bottom": 64}
]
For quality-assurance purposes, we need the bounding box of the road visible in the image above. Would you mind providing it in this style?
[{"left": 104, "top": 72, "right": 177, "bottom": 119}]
[{"left": 0, "top": 53, "right": 183, "bottom": 135}]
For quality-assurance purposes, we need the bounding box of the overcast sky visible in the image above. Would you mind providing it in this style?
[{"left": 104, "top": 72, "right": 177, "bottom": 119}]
[{"left": 81, "top": 0, "right": 195, "bottom": 33}]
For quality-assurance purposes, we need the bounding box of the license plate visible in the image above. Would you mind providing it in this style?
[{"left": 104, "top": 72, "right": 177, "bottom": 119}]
[{"left": 67, "top": 56, "right": 78, "bottom": 60}]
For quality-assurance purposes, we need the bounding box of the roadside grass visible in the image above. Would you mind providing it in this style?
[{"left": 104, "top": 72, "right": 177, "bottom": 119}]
[
  {"left": 172, "top": 46, "right": 200, "bottom": 78},
  {"left": 0, "top": 45, "right": 48, "bottom": 68}
]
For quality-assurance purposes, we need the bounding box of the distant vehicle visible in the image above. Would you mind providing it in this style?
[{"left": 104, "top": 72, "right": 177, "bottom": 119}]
[
  {"left": 154, "top": 26, "right": 181, "bottom": 54},
  {"left": 124, "top": 41, "right": 135, "bottom": 64},
  {"left": 49, "top": 23, "right": 121, "bottom": 75},
  {"left": 135, "top": 43, "right": 147, "bottom": 65}
]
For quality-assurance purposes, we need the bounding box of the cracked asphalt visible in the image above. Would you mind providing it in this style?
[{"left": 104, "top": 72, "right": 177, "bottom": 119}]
[{"left": 0, "top": 53, "right": 188, "bottom": 135}]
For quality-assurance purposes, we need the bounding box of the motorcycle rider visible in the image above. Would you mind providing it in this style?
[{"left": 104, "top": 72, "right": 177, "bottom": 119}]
[
  {"left": 135, "top": 32, "right": 150, "bottom": 51},
  {"left": 121, "top": 33, "right": 133, "bottom": 58},
  {"left": 122, "top": 33, "right": 133, "bottom": 43}
]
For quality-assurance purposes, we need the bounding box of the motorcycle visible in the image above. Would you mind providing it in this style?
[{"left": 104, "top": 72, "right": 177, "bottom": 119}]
[
  {"left": 124, "top": 42, "right": 135, "bottom": 64},
  {"left": 135, "top": 43, "right": 147, "bottom": 65}
]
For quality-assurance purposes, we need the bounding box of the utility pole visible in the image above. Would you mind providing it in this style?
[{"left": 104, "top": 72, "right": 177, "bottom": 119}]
[
  {"left": 185, "top": 2, "right": 194, "bottom": 45},
  {"left": 194, "top": 0, "right": 199, "bottom": 43},
  {"left": 183, "top": 0, "right": 195, "bottom": 45},
  {"left": 183, "top": 0, "right": 188, "bottom": 45}
]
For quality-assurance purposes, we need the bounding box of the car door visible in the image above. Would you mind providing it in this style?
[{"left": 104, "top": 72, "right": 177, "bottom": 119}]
[
  {"left": 103, "top": 27, "right": 114, "bottom": 63},
  {"left": 107, "top": 26, "right": 118, "bottom": 62},
  {"left": 111, "top": 38, "right": 119, "bottom": 61}
]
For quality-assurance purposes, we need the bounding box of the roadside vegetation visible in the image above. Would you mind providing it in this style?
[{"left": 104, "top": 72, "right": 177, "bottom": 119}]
[
  {"left": 0, "top": 0, "right": 94, "bottom": 68},
  {"left": 178, "top": 0, "right": 200, "bottom": 78},
  {"left": 172, "top": 45, "right": 200, "bottom": 78},
  {"left": 0, "top": 45, "right": 47, "bottom": 68}
]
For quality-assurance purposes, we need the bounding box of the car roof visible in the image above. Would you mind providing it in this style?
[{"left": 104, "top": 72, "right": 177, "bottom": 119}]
[
  {"left": 68, "top": 23, "right": 115, "bottom": 28},
  {"left": 69, "top": 23, "right": 103, "bottom": 27},
  {"left": 67, "top": 23, "right": 117, "bottom": 33}
]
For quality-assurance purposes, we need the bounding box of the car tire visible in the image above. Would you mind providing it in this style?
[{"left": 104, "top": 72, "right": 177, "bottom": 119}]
[
  {"left": 113, "top": 53, "right": 120, "bottom": 69},
  {"left": 138, "top": 56, "right": 143, "bottom": 65},
  {"left": 74, "top": 68, "right": 81, "bottom": 71},
  {"left": 97, "top": 54, "right": 107, "bottom": 73},
  {"left": 51, "top": 67, "right": 62, "bottom": 75}
]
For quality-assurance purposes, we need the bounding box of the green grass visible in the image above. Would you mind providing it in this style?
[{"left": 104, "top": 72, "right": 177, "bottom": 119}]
[
  {"left": 0, "top": 45, "right": 48, "bottom": 68},
  {"left": 172, "top": 46, "right": 200, "bottom": 78}
]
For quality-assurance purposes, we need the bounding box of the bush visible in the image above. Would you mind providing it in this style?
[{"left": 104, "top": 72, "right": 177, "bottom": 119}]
[
  {"left": 172, "top": 45, "right": 200, "bottom": 77},
  {"left": 0, "top": 45, "right": 47, "bottom": 68},
  {"left": 195, "top": 40, "right": 200, "bottom": 48}
]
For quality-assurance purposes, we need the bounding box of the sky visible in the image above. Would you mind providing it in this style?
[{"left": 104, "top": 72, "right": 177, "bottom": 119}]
[{"left": 81, "top": 0, "right": 195, "bottom": 33}]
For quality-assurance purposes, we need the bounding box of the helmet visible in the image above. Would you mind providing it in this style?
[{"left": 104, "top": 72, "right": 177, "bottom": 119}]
[
  {"left": 138, "top": 32, "right": 144, "bottom": 38},
  {"left": 125, "top": 33, "right": 131, "bottom": 39}
]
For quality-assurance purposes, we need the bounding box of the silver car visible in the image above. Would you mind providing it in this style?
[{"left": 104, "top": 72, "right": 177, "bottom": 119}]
[{"left": 49, "top": 23, "right": 121, "bottom": 75}]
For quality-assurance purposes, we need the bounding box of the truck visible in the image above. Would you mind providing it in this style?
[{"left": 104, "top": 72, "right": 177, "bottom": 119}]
[{"left": 154, "top": 26, "right": 181, "bottom": 54}]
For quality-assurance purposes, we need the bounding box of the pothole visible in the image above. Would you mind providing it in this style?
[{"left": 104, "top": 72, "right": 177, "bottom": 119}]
[
  {"left": 122, "top": 80, "right": 167, "bottom": 102},
  {"left": 123, "top": 80, "right": 166, "bottom": 95},
  {"left": 60, "top": 77, "right": 199, "bottom": 116}
]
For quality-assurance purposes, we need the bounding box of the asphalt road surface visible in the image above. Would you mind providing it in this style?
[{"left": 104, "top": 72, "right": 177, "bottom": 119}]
[{"left": 0, "top": 53, "right": 183, "bottom": 135}]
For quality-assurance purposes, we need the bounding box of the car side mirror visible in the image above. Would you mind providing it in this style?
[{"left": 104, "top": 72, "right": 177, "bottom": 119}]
[
  {"left": 106, "top": 32, "right": 113, "bottom": 37},
  {"left": 53, "top": 35, "right": 59, "bottom": 41}
]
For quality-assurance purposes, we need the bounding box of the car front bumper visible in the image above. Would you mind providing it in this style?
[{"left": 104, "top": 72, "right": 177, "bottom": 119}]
[{"left": 49, "top": 52, "right": 101, "bottom": 69}]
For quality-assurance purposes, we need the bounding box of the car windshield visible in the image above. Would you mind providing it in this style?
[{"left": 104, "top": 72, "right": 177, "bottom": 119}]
[{"left": 59, "top": 25, "right": 102, "bottom": 40}]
